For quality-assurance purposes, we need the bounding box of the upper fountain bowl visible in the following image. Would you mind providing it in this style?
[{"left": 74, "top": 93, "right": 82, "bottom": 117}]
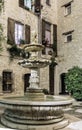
[{"left": 23, "top": 43, "right": 44, "bottom": 52}]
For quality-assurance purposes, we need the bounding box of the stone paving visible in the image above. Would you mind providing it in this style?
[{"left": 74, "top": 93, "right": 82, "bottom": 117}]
[{"left": 62, "top": 101, "right": 82, "bottom": 130}]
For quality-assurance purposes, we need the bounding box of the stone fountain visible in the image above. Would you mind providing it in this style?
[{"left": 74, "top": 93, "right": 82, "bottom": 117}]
[{"left": 0, "top": 32, "right": 73, "bottom": 130}]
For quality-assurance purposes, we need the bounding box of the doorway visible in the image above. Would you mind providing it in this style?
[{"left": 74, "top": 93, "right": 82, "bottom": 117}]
[
  {"left": 24, "top": 73, "right": 30, "bottom": 92},
  {"left": 60, "top": 73, "right": 68, "bottom": 95}
]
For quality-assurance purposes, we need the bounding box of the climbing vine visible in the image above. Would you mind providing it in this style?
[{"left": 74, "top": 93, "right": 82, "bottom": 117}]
[
  {"left": 0, "top": 0, "right": 4, "bottom": 51},
  {"left": 0, "top": 0, "right": 4, "bottom": 12}
]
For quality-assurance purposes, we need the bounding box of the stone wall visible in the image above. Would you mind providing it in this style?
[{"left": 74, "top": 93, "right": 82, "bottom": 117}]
[
  {"left": 57, "top": 0, "right": 82, "bottom": 94},
  {"left": 0, "top": 0, "right": 57, "bottom": 96}
]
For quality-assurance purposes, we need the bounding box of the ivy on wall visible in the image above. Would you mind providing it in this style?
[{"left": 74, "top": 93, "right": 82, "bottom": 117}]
[
  {"left": 0, "top": 0, "right": 4, "bottom": 12},
  {"left": 7, "top": 44, "right": 30, "bottom": 60},
  {"left": 0, "top": 0, "right": 4, "bottom": 51}
]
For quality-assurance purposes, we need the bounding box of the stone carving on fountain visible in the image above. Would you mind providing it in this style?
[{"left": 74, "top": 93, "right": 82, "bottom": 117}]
[
  {"left": 18, "top": 31, "right": 51, "bottom": 101},
  {"left": 0, "top": 31, "right": 73, "bottom": 130}
]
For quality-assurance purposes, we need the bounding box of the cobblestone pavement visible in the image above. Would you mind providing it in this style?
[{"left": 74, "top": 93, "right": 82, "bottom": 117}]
[
  {"left": 64, "top": 101, "right": 82, "bottom": 119},
  {"left": 61, "top": 101, "right": 82, "bottom": 130}
]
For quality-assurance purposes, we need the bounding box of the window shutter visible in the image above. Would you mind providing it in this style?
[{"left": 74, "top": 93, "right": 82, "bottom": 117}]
[
  {"left": 49, "top": 65, "right": 54, "bottom": 95},
  {"left": 42, "top": 20, "right": 45, "bottom": 43},
  {"left": 53, "top": 24, "right": 57, "bottom": 56},
  {"left": 7, "top": 18, "right": 15, "bottom": 44},
  {"left": 42, "top": 20, "right": 46, "bottom": 54},
  {"left": 25, "top": 25, "right": 30, "bottom": 44},
  {"left": 35, "top": 0, "right": 41, "bottom": 14},
  {"left": 19, "top": 0, "right": 24, "bottom": 8}
]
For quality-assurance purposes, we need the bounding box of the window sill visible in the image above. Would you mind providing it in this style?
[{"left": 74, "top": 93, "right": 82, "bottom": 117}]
[
  {"left": 24, "top": 6, "right": 30, "bottom": 11},
  {"left": 64, "top": 41, "right": 72, "bottom": 43},
  {"left": 46, "top": 3, "right": 51, "bottom": 6},
  {"left": 64, "top": 13, "right": 71, "bottom": 17},
  {"left": 19, "top": 6, "right": 38, "bottom": 16},
  {"left": 46, "top": 2, "right": 51, "bottom": 6}
]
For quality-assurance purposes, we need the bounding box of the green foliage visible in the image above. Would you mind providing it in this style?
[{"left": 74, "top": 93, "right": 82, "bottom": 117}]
[
  {"left": 7, "top": 45, "right": 22, "bottom": 57},
  {"left": 0, "top": 24, "right": 4, "bottom": 51},
  {"left": 65, "top": 66, "right": 82, "bottom": 100},
  {"left": 7, "top": 44, "right": 30, "bottom": 60},
  {"left": 0, "top": 0, "right": 4, "bottom": 13},
  {"left": 0, "top": 0, "right": 4, "bottom": 51},
  {"left": 43, "top": 88, "right": 49, "bottom": 95}
]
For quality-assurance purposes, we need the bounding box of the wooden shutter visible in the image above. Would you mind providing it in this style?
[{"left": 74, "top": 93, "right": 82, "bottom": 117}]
[
  {"left": 7, "top": 18, "right": 15, "bottom": 44},
  {"left": 49, "top": 65, "right": 54, "bottom": 95},
  {"left": 53, "top": 24, "right": 57, "bottom": 56},
  {"left": 25, "top": 25, "right": 30, "bottom": 44},
  {"left": 35, "top": 0, "right": 41, "bottom": 14},
  {"left": 42, "top": 20, "right": 46, "bottom": 43},
  {"left": 19, "top": 0, "right": 24, "bottom": 8},
  {"left": 42, "top": 20, "right": 46, "bottom": 54}
]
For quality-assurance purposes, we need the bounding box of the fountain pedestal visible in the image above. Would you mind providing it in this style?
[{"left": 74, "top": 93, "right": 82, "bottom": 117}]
[{"left": 25, "top": 68, "right": 45, "bottom": 101}]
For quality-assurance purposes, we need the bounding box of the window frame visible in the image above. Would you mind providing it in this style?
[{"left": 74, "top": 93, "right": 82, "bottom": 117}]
[
  {"left": 43, "top": 21, "right": 51, "bottom": 46},
  {"left": 2, "top": 70, "right": 13, "bottom": 93},
  {"left": 24, "top": 0, "right": 32, "bottom": 10},
  {"left": 19, "top": 0, "right": 32, "bottom": 11},
  {"left": 45, "top": 22, "right": 51, "bottom": 46},
  {"left": 7, "top": 18, "right": 31, "bottom": 45},
  {"left": 65, "top": 3, "right": 71, "bottom": 16},
  {"left": 61, "top": 0, "right": 74, "bottom": 16},
  {"left": 19, "top": 0, "right": 41, "bottom": 14},
  {"left": 65, "top": 33, "right": 72, "bottom": 43},
  {"left": 15, "top": 22, "right": 24, "bottom": 45},
  {"left": 42, "top": 20, "right": 53, "bottom": 55},
  {"left": 63, "top": 30, "right": 74, "bottom": 43},
  {"left": 46, "top": 0, "right": 51, "bottom": 6}
]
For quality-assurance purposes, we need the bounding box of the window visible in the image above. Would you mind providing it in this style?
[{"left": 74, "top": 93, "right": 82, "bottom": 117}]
[
  {"left": 42, "top": 20, "right": 52, "bottom": 55},
  {"left": 19, "top": 0, "right": 41, "bottom": 14},
  {"left": 34, "top": 0, "right": 41, "bottom": 14},
  {"left": 66, "top": 34, "right": 72, "bottom": 42},
  {"left": 15, "top": 23, "right": 24, "bottom": 45},
  {"left": 42, "top": 20, "right": 51, "bottom": 46},
  {"left": 46, "top": 0, "right": 50, "bottom": 5},
  {"left": 24, "top": 0, "right": 31, "bottom": 10},
  {"left": 65, "top": 3, "right": 71, "bottom": 15},
  {"left": 63, "top": 30, "right": 74, "bottom": 43},
  {"left": 8, "top": 18, "right": 30, "bottom": 45},
  {"left": 19, "top": 0, "right": 32, "bottom": 10},
  {"left": 61, "top": 0, "right": 74, "bottom": 16},
  {"left": 2, "top": 71, "right": 13, "bottom": 92}
]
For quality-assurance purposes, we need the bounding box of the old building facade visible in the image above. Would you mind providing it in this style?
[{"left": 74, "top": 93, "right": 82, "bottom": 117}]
[
  {"left": 0, "top": 0, "right": 82, "bottom": 96},
  {"left": 0, "top": 0, "right": 57, "bottom": 97},
  {"left": 57, "top": 0, "right": 82, "bottom": 94}
]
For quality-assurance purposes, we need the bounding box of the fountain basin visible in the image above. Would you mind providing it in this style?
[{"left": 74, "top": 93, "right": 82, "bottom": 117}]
[
  {"left": 18, "top": 58, "right": 51, "bottom": 68},
  {"left": 24, "top": 43, "right": 44, "bottom": 52},
  {"left": 0, "top": 95, "right": 73, "bottom": 129}
]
